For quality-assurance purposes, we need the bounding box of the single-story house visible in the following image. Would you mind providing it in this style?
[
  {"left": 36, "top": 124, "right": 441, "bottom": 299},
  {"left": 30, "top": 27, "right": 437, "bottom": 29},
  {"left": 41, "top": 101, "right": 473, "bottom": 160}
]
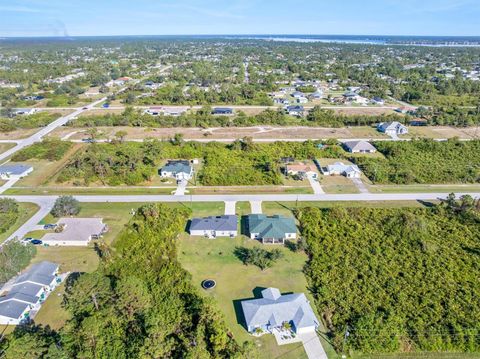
[
  {"left": 189, "top": 215, "right": 238, "bottom": 238},
  {"left": 309, "top": 91, "right": 323, "bottom": 100},
  {"left": 160, "top": 160, "right": 193, "bottom": 181},
  {"left": 343, "top": 141, "right": 377, "bottom": 154},
  {"left": 14, "top": 108, "right": 36, "bottom": 116},
  {"left": 0, "top": 261, "right": 60, "bottom": 325},
  {"left": 322, "top": 162, "right": 362, "bottom": 178},
  {"left": 377, "top": 121, "right": 408, "bottom": 136},
  {"left": 41, "top": 218, "right": 107, "bottom": 246},
  {"left": 296, "top": 97, "right": 308, "bottom": 104},
  {"left": 286, "top": 163, "right": 318, "bottom": 179},
  {"left": 370, "top": 97, "right": 385, "bottom": 106},
  {"left": 246, "top": 214, "right": 297, "bottom": 244},
  {"left": 241, "top": 287, "right": 319, "bottom": 335},
  {"left": 144, "top": 106, "right": 187, "bottom": 117},
  {"left": 286, "top": 106, "right": 304, "bottom": 117},
  {"left": 0, "top": 164, "right": 33, "bottom": 180},
  {"left": 291, "top": 91, "right": 305, "bottom": 99},
  {"left": 212, "top": 107, "right": 234, "bottom": 115}
]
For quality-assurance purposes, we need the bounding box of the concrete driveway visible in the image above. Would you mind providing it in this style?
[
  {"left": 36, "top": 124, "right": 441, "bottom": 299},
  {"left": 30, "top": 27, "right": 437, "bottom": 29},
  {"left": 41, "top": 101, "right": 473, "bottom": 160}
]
[
  {"left": 350, "top": 178, "right": 369, "bottom": 193},
  {"left": 250, "top": 201, "right": 262, "bottom": 214},
  {"left": 174, "top": 180, "right": 188, "bottom": 196},
  {"left": 224, "top": 201, "right": 236, "bottom": 215},
  {"left": 299, "top": 331, "right": 328, "bottom": 359},
  {"left": 307, "top": 174, "right": 324, "bottom": 194}
]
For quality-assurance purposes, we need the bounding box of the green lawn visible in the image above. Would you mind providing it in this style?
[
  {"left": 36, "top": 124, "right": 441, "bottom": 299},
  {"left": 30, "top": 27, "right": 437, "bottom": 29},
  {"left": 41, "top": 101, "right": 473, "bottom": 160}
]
[
  {"left": 34, "top": 282, "right": 70, "bottom": 330},
  {"left": 0, "top": 142, "right": 15, "bottom": 155},
  {"left": 177, "top": 236, "right": 337, "bottom": 359},
  {"left": 0, "top": 202, "right": 39, "bottom": 243}
]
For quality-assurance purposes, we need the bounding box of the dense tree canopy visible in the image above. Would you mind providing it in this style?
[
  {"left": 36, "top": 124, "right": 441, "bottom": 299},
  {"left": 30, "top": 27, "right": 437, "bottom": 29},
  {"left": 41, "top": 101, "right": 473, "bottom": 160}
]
[
  {"left": 354, "top": 139, "right": 480, "bottom": 184},
  {"left": 298, "top": 204, "right": 480, "bottom": 354},
  {"left": 0, "top": 204, "right": 252, "bottom": 358}
]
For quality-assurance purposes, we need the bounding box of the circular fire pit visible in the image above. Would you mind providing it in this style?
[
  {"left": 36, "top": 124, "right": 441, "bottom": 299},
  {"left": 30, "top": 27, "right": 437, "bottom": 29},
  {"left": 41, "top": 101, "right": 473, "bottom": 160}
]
[{"left": 201, "top": 279, "right": 216, "bottom": 290}]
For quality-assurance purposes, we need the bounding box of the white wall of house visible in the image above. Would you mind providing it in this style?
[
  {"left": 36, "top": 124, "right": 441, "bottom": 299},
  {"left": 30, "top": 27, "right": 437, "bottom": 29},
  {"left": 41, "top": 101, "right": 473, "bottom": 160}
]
[
  {"left": 160, "top": 171, "right": 192, "bottom": 180},
  {"left": 0, "top": 167, "right": 33, "bottom": 180},
  {"left": 41, "top": 239, "right": 91, "bottom": 247},
  {"left": 190, "top": 230, "right": 237, "bottom": 237}
]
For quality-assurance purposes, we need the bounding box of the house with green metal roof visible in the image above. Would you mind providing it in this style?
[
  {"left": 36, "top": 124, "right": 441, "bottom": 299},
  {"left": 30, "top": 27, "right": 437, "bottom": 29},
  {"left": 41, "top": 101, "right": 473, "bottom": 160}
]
[{"left": 246, "top": 214, "right": 297, "bottom": 244}]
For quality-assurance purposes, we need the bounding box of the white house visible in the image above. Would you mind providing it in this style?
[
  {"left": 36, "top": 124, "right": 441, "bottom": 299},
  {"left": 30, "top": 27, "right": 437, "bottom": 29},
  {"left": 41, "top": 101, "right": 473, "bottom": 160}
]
[
  {"left": 41, "top": 218, "right": 107, "bottom": 246},
  {"left": 0, "top": 164, "right": 33, "bottom": 180},
  {"left": 286, "top": 106, "right": 304, "bottom": 117},
  {"left": 160, "top": 160, "right": 193, "bottom": 181},
  {"left": 377, "top": 121, "right": 408, "bottom": 136},
  {"left": 343, "top": 141, "right": 377, "bottom": 154},
  {"left": 322, "top": 162, "right": 362, "bottom": 178},
  {"left": 14, "top": 108, "right": 36, "bottom": 116},
  {"left": 241, "top": 288, "right": 319, "bottom": 335},
  {"left": 286, "top": 163, "right": 318, "bottom": 179},
  {"left": 0, "top": 261, "right": 60, "bottom": 325},
  {"left": 189, "top": 215, "right": 238, "bottom": 238}
]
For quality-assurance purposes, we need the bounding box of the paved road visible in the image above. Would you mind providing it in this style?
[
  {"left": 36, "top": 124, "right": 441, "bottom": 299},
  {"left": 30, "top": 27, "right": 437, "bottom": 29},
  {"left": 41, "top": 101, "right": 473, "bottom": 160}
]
[
  {"left": 0, "top": 97, "right": 107, "bottom": 162},
  {"left": 2, "top": 192, "right": 479, "bottom": 245}
]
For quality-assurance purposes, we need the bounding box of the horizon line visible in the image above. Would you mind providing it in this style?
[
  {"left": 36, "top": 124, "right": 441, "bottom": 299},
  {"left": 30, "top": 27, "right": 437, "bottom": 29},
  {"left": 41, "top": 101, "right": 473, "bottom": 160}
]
[{"left": 1, "top": 33, "right": 480, "bottom": 39}]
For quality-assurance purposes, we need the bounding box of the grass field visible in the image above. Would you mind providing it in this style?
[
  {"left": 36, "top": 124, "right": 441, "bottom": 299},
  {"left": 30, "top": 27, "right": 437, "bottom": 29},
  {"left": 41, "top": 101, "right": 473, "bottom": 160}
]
[
  {"left": 370, "top": 184, "right": 480, "bottom": 194},
  {"left": 0, "top": 202, "right": 39, "bottom": 243},
  {"left": 33, "top": 282, "right": 70, "bottom": 330},
  {"left": 177, "top": 235, "right": 325, "bottom": 359},
  {"left": 0, "top": 142, "right": 16, "bottom": 155}
]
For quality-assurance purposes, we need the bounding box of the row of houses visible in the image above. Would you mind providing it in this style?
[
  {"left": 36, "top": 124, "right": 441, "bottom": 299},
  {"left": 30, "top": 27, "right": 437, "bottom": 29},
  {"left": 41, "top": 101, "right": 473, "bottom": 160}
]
[
  {"left": 0, "top": 261, "right": 62, "bottom": 325},
  {"left": 189, "top": 214, "right": 297, "bottom": 244},
  {"left": 144, "top": 107, "right": 234, "bottom": 117}
]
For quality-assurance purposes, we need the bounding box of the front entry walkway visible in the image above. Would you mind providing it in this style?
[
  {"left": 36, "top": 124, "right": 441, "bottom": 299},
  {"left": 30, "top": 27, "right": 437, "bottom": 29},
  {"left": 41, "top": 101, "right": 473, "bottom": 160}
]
[
  {"left": 250, "top": 201, "right": 262, "bottom": 214},
  {"left": 298, "top": 331, "right": 328, "bottom": 359},
  {"left": 224, "top": 201, "right": 236, "bottom": 215}
]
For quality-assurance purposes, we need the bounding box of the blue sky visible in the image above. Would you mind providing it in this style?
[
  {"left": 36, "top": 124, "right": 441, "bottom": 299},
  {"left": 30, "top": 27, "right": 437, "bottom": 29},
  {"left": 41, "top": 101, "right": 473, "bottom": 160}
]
[{"left": 0, "top": 0, "right": 479, "bottom": 37}]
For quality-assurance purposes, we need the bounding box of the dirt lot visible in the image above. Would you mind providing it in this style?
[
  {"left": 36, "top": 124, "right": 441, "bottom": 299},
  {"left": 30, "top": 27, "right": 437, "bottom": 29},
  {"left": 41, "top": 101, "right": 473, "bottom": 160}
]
[{"left": 50, "top": 125, "right": 391, "bottom": 141}]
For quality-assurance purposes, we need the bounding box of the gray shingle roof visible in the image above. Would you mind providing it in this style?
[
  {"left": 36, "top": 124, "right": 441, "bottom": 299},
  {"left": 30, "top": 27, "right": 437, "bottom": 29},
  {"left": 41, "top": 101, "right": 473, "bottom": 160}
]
[
  {"left": 190, "top": 215, "right": 238, "bottom": 232},
  {"left": 14, "top": 261, "right": 58, "bottom": 286},
  {"left": 0, "top": 292, "right": 38, "bottom": 305},
  {"left": 0, "top": 300, "right": 30, "bottom": 320},
  {"left": 9, "top": 282, "right": 43, "bottom": 298},
  {"left": 343, "top": 141, "right": 376, "bottom": 152},
  {"left": 0, "top": 164, "right": 32, "bottom": 175},
  {"left": 241, "top": 288, "right": 319, "bottom": 331}
]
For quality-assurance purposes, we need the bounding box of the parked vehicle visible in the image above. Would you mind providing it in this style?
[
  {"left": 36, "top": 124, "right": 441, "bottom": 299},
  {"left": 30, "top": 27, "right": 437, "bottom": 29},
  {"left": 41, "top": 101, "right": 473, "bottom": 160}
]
[
  {"left": 30, "top": 239, "right": 43, "bottom": 245},
  {"left": 44, "top": 224, "right": 58, "bottom": 230}
]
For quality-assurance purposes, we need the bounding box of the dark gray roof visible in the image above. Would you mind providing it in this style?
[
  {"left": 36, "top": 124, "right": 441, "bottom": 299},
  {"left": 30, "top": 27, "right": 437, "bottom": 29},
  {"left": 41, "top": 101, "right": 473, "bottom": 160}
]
[
  {"left": 0, "top": 300, "right": 30, "bottom": 320},
  {"left": 9, "top": 282, "right": 43, "bottom": 298},
  {"left": 14, "top": 261, "right": 58, "bottom": 286},
  {"left": 0, "top": 291, "right": 38, "bottom": 305},
  {"left": 241, "top": 288, "right": 319, "bottom": 331},
  {"left": 190, "top": 215, "right": 238, "bottom": 232},
  {"left": 0, "top": 164, "right": 32, "bottom": 175}
]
